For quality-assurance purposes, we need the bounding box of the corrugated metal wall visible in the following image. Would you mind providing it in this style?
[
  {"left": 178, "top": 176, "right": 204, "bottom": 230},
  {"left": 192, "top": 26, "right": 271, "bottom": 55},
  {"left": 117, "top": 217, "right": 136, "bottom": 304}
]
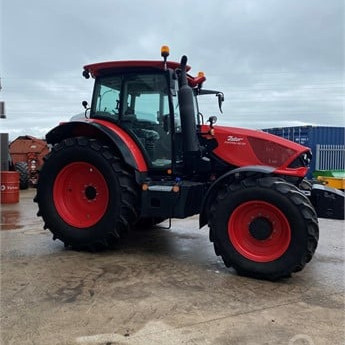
[{"left": 262, "top": 126, "right": 345, "bottom": 177}]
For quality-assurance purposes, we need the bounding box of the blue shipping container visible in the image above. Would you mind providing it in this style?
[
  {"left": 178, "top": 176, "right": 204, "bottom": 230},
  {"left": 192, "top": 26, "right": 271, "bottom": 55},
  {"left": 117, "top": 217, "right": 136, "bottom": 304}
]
[{"left": 262, "top": 126, "right": 345, "bottom": 177}]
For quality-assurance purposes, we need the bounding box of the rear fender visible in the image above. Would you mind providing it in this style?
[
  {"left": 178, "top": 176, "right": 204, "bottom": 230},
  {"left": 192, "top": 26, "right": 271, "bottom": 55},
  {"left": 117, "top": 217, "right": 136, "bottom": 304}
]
[
  {"left": 199, "top": 165, "right": 275, "bottom": 229},
  {"left": 46, "top": 120, "right": 148, "bottom": 172}
]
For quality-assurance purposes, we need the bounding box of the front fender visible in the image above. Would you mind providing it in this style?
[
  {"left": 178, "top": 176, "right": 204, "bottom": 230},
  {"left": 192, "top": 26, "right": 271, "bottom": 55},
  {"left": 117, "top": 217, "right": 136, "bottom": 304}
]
[{"left": 199, "top": 165, "right": 275, "bottom": 229}]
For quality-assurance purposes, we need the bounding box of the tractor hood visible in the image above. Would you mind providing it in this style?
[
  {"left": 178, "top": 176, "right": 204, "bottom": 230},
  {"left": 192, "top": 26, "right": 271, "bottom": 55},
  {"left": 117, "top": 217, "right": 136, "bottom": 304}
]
[{"left": 202, "top": 125, "right": 311, "bottom": 177}]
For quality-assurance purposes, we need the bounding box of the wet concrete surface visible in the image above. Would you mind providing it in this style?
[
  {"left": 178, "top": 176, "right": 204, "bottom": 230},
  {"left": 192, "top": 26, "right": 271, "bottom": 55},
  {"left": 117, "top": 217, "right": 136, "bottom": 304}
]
[{"left": 0, "top": 189, "right": 344, "bottom": 345}]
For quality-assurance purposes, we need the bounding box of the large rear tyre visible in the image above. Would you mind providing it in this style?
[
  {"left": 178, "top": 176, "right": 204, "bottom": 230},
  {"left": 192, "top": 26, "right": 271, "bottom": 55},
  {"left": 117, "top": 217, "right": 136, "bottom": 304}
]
[
  {"left": 35, "top": 137, "right": 138, "bottom": 250},
  {"left": 15, "top": 161, "right": 29, "bottom": 190},
  {"left": 209, "top": 176, "right": 319, "bottom": 280}
]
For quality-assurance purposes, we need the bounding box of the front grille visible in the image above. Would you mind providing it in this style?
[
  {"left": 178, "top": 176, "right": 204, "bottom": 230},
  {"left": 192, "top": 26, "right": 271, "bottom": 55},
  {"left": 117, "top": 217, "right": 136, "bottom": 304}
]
[{"left": 248, "top": 137, "right": 296, "bottom": 167}]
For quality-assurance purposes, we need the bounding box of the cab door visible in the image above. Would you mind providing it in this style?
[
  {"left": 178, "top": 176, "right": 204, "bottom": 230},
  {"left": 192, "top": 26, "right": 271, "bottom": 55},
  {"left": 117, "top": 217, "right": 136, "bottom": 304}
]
[{"left": 121, "top": 73, "right": 173, "bottom": 170}]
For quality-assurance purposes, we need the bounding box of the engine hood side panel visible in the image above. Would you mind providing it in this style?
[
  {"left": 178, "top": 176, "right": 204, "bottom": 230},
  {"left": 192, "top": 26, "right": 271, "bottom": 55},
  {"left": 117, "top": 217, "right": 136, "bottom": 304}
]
[{"left": 202, "top": 125, "right": 310, "bottom": 175}]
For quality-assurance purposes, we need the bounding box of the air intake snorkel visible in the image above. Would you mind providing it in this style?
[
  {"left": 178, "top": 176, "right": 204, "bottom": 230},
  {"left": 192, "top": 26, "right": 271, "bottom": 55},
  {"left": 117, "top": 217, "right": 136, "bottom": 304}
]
[{"left": 178, "top": 55, "right": 201, "bottom": 173}]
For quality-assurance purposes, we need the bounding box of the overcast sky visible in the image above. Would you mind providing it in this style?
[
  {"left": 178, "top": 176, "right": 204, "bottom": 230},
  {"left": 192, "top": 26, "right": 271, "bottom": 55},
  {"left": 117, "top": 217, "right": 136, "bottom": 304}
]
[{"left": 1, "top": 0, "right": 344, "bottom": 140}]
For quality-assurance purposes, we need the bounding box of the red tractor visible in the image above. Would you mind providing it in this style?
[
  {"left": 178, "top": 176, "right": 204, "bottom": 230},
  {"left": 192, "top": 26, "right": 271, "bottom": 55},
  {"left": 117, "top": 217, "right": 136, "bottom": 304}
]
[{"left": 35, "top": 47, "right": 319, "bottom": 280}]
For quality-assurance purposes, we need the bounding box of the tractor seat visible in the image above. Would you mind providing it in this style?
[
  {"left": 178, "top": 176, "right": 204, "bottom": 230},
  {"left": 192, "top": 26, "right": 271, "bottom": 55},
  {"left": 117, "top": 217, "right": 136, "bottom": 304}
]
[{"left": 134, "top": 128, "right": 160, "bottom": 141}]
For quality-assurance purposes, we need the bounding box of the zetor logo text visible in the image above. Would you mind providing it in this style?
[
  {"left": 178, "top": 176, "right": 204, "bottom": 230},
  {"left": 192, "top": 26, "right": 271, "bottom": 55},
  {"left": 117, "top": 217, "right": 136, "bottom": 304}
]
[{"left": 225, "top": 135, "right": 246, "bottom": 145}]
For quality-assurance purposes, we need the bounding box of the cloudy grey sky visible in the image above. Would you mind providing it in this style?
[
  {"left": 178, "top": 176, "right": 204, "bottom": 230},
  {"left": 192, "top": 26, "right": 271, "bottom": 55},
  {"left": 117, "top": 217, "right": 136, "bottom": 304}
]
[{"left": 1, "top": 0, "right": 344, "bottom": 140}]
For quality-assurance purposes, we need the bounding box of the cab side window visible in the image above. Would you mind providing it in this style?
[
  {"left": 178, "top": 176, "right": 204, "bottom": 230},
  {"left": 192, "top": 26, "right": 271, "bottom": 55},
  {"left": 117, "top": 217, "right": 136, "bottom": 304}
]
[{"left": 93, "top": 76, "right": 121, "bottom": 121}]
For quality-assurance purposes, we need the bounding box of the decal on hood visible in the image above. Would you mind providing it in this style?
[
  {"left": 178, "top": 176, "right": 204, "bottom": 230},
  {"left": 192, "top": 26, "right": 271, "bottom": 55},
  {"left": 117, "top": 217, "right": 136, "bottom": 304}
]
[{"left": 225, "top": 135, "right": 246, "bottom": 145}]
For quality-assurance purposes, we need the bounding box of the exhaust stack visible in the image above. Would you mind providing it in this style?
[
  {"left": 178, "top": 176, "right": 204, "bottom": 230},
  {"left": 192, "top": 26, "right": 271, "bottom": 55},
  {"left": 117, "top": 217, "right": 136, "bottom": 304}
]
[{"left": 178, "top": 55, "right": 200, "bottom": 173}]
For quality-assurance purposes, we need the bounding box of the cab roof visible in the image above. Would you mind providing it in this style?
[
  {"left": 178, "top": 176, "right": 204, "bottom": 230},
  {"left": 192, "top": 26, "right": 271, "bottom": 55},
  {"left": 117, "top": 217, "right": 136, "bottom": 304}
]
[
  {"left": 83, "top": 60, "right": 191, "bottom": 77},
  {"left": 83, "top": 60, "right": 206, "bottom": 87}
]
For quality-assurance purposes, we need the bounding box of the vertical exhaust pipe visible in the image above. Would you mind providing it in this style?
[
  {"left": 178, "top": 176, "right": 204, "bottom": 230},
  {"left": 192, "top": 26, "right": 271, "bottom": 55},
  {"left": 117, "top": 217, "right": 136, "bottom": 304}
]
[{"left": 178, "top": 56, "right": 200, "bottom": 172}]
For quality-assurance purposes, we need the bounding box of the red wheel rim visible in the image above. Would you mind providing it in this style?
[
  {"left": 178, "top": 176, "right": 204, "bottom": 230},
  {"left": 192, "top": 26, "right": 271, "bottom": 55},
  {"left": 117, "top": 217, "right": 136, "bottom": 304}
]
[
  {"left": 53, "top": 162, "right": 109, "bottom": 228},
  {"left": 228, "top": 200, "right": 291, "bottom": 262}
]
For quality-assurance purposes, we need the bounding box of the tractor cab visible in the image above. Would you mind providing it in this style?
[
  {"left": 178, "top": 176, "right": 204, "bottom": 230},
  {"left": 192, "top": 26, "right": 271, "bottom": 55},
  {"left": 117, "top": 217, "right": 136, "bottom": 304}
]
[
  {"left": 82, "top": 49, "right": 214, "bottom": 177},
  {"left": 90, "top": 69, "right": 176, "bottom": 170}
]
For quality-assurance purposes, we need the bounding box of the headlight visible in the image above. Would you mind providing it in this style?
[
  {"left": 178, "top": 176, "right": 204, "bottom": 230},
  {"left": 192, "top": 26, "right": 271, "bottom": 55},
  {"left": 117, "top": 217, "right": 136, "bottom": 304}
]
[{"left": 289, "top": 151, "right": 312, "bottom": 168}]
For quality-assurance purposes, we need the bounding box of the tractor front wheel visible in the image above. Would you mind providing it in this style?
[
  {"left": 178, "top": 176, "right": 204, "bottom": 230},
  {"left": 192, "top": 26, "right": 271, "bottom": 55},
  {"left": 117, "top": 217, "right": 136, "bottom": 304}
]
[
  {"left": 209, "top": 176, "right": 319, "bottom": 280},
  {"left": 35, "top": 137, "right": 138, "bottom": 250}
]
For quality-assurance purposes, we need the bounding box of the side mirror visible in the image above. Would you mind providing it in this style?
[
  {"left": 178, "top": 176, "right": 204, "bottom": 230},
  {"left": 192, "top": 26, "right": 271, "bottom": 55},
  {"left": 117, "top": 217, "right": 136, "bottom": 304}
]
[
  {"left": 216, "top": 92, "right": 224, "bottom": 113},
  {"left": 82, "top": 101, "right": 90, "bottom": 118},
  {"left": 208, "top": 116, "right": 217, "bottom": 127}
]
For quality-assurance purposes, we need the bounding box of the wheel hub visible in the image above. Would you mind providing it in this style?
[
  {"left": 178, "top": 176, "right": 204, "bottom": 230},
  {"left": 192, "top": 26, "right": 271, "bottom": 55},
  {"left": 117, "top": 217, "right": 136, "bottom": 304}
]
[
  {"left": 249, "top": 217, "right": 273, "bottom": 240},
  {"left": 53, "top": 162, "right": 109, "bottom": 228},
  {"left": 85, "top": 185, "right": 97, "bottom": 201},
  {"left": 228, "top": 200, "right": 291, "bottom": 262}
]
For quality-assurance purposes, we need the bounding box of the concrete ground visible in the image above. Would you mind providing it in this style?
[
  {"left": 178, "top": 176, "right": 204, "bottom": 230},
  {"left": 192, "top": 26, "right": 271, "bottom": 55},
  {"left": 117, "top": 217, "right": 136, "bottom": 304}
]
[{"left": 0, "top": 189, "right": 344, "bottom": 345}]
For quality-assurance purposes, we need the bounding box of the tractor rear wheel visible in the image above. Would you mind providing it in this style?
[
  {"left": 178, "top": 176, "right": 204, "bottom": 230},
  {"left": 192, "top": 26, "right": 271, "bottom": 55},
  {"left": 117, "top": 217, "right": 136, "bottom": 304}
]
[
  {"left": 15, "top": 161, "right": 29, "bottom": 190},
  {"left": 35, "top": 137, "right": 138, "bottom": 250},
  {"left": 209, "top": 176, "right": 319, "bottom": 280}
]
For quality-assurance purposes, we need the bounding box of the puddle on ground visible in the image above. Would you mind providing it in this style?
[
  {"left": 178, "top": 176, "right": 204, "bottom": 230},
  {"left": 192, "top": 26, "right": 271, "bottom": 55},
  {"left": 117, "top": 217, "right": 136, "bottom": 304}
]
[{"left": 0, "top": 210, "right": 24, "bottom": 231}]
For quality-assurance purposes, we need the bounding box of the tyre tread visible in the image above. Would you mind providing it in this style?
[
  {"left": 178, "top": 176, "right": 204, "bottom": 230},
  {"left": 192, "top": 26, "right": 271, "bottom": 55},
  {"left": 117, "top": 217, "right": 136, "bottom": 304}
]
[
  {"left": 15, "top": 161, "right": 30, "bottom": 190},
  {"left": 35, "top": 137, "right": 138, "bottom": 251}
]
